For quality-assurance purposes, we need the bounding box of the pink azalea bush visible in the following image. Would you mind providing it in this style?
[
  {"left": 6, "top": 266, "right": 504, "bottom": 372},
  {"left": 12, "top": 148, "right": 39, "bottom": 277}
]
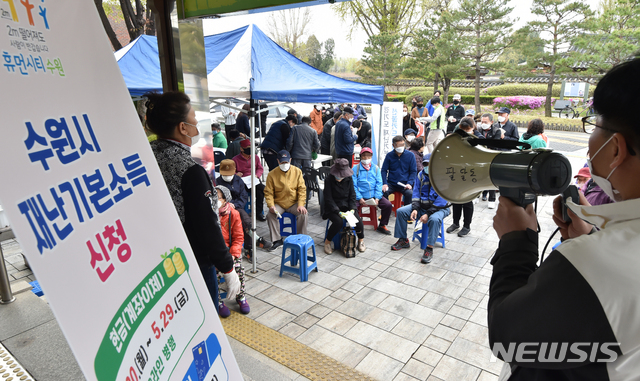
[{"left": 493, "top": 96, "right": 546, "bottom": 110}]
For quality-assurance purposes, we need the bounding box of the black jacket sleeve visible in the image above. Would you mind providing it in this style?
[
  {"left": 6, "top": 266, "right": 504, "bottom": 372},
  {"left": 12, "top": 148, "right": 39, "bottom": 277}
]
[
  {"left": 181, "top": 165, "right": 234, "bottom": 274},
  {"left": 488, "top": 230, "right": 621, "bottom": 370},
  {"left": 348, "top": 177, "right": 357, "bottom": 210},
  {"left": 322, "top": 176, "right": 339, "bottom": 216}
]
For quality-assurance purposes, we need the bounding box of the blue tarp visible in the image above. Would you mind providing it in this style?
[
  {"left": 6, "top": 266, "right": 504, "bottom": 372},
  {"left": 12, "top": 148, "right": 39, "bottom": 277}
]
[{"left": 115, "top": 25, "right": 384, "bottom": 104}]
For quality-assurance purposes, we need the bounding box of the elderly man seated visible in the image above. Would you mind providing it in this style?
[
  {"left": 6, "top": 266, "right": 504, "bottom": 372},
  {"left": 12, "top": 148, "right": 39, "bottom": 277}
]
[
  {"left": 391, "top": 153, "right": 450, "bottom": 264},
  {"left": 352, "top": 147, "right": 393, "bottom": 235},
  {"left": 381, "top": 135, "right": 417, "bottom": 206},
  {"left": 264, "top": 150, "right": 308, "bottom": 251}
]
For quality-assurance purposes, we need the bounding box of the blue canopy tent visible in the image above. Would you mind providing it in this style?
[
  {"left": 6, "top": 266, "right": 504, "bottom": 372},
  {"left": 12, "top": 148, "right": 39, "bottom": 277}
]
[{"left": 114, "top": 25, "right": 384, "bottom": 105}]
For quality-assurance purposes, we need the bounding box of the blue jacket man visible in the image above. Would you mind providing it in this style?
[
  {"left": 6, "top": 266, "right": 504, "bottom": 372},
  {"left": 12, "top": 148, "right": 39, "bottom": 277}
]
[
  {"left": 391, "top": 153, "right": 450, "bottom": 264},
  {"left": 260, "top": 116, "right": 295, "bottom": 170},
  {"left": 334, "top": 106, "right": 357, "bottom": 166},
  {"left": 352, "top": 147, "right": 394, "bottom": 234},
  {"left": 381, "top": 135, "right": 417, "bottom": 206}
]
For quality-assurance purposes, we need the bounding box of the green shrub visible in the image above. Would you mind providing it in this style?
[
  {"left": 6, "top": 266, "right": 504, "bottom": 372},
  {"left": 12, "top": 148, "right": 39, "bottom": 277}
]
[
  {"left": 483, "top": 83, "right": 596, "bottom": 97},
  {"left": 404, "top": 86, "right": 481, "bottom": 96},
  {"left": 404, "top": 92, "right": 496, "bottom": 106}
]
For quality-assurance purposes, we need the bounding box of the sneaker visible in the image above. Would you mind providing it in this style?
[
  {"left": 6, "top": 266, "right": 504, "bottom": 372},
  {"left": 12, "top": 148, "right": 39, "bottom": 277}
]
[
  {"left": 488, "top": 201, "right": 496, "bottom": 209},
  {"left": 421, "top": 247, "right": 433, "bottom": 264},
  {"left": 257, "top": 237, "right": 273, "bottom": 249},
  {"left": 446, "top": 223, "right": 460, "bottom": 234},
  {"left": 357, "top": 240, "right": 366, "bottom": 253},
  {"left": 391, "top": 238, "right": 410, "bottom": 251},
  {"left": 268, "top": 239, "right": 283, "bottom": 251},
  {"left": 218, "top": 302, "right": 231, "bottom": 318},
  {"left": 256, "top": 212, "right": 266, "bottom": 222},
  {"left": 482, "top": 196, "right": 487, "bottom": 201},
  {"left": 472, "top": 196, "right": 479, "bottom": 205},
  {"left": 243, "top": 249, "right": 253, "bottom": 262},
  {"left": 458, "top": 226, "right": 471, "bottom": 237},
  {"left": 324, "top": 242, "right": 333, "bottom": 254},
  {"left": 237, "top": 298, "right": 250, "bottom": 314},
  {"left": 376, "top": 225, "right": 392, "bottom": 235}
]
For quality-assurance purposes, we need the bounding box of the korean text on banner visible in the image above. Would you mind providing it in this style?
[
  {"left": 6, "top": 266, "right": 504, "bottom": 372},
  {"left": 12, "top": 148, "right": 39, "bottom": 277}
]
[{"left": 0, "top": 1, "right": 241, "bottom": 380}]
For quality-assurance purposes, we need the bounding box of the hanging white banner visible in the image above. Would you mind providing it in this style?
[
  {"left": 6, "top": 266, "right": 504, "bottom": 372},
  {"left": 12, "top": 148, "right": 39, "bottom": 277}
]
[{"left": 0, "top": 1, "right": 241, "bottom": 380}]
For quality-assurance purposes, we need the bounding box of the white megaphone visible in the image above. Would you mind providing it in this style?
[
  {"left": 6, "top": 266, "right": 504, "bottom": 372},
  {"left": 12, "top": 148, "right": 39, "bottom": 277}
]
[{"left": 429, "top": 132, "right": 572, "bottom": 206}]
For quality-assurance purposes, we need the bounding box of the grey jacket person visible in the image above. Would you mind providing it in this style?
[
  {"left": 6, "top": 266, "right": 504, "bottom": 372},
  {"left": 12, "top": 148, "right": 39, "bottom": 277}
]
[{"left": 286, "top": 122, "right": 320, "bottom": 160}]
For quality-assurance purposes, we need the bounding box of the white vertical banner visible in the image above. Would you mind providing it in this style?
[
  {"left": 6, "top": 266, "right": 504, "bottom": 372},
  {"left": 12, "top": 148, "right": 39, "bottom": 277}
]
[
  {"left": 370, "top": 102, "right": 403, "bottom": 165},
  {"left": 0, "top": 1, "right": 241, "bottom": 381}
]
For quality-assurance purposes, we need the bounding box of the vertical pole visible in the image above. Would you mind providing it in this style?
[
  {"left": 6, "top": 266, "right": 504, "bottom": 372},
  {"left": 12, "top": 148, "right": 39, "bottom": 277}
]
[
  {"left": 249, "top": 99, "right": 258, "bottom": 274},
  {"left": 0, "top": 244, "right": 15, "bottom": 304}
]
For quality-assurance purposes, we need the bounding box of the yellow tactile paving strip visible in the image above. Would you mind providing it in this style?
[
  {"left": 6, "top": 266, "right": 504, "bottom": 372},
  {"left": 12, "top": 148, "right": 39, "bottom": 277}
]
[
  {"left": 221, "top": 312, "right": 375, "bottom": 381},
  {"left": 0, "top": 343, "right": 35, "bottom": 381}
]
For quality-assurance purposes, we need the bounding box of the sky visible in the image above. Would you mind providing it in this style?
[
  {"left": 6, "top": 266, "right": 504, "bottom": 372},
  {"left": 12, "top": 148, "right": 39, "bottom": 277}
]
[{"left": 202, "top": 0, "right": 602, "bottom": 60}]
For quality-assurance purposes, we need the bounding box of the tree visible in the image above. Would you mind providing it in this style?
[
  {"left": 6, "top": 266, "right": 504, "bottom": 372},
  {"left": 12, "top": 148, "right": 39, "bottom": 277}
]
[
  {"left": 95, "top": 0, "right": 155, "bottom": 50},
  {"left": 571, "top": 0, "right": 640, "bottom": 73},
  {"left": 333, "top": 0, "right": 434, "bottom": 49},
  {"left": 268, "top": 8, "right": 311, "bottom": 58},
  {"left": 519, "top": 0, "right": 593, "bottom": 117},
  {"left": 306, "top": 35, "right": 322, "bottom": 66},
  {"left": 320, "top": 39, "right": 335, "bottom": 73},
  {"left": 406, "top": 8, "right": 467, "bottom": 104},
  {"left": 357, "top": 32, "right": 403, "bottom": 86},
  {"left": 449, "top": 0, "right": 516, "bottom": 111}
]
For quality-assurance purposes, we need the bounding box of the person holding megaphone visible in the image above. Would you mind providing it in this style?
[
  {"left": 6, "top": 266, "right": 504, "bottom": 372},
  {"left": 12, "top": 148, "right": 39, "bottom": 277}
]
[{"left": 487, "top": 58, "right": 640, "bottom": 379}]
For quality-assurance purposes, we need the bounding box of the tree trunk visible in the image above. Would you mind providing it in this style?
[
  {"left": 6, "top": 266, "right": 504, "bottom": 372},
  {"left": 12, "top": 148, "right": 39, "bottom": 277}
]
[
  {"left": 546, "top": 65, "right": 555, "bottom": 117},
  {"left": 94, "top": 0, "right": 123, "bottom": 51},
  {"left": 442, "top": 77, "right": 451, "bottom": 105},
  {"left": 475, "top": 58, "right": 481, "bottom": 112},
  {"left": 433, "top": 72, "right": 439, "bottom": 92},
  {"left": 145, "top": 4, "right": 155, "bottom": 35}
]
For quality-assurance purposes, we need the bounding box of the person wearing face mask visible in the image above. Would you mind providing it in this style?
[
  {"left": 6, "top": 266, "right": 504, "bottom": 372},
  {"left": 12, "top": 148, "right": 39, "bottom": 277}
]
[
  {"left": 321, "top": 111, "right": 341, "bottom": 165},
  {"left": 232, "top": 139, "right": 267, "bottom": 221},
  {"left": 323, "top": 158, "right": 366, "bottom": 254},
  {"left": 419, "top": 96, "right": 447, "bottom": 153},
  {"left": 356, "top": 115, "right": 371, "bottom": 146},
  {"left": 352, "top": 148, "right": 393, "bottom": 235},
  {"left": 444, "top": 94, "right": 466, "bottom": 134},
  {"left": 391, "top": 153, "right": 450, "bottom": 263},
  {"left": 310, "top": 104, "right": 324, "bottom": 136},
  {"left": 478, "top": 113, "right": 503, "bottom": 208},
  {"left": 411, "top": 96, "right": 428, "bottom": 120},
  {"left": 494, "top": 107, "right": 519, "bottom": 141},
  {"left": 216, "top": 159, "right": 273, "bottom": 260},
  {"left": 144, "top": 91, "right": 241, "bottom": 314},
  {"left": 214, "top": 185, "right": 250, "bottom": 316},
  {"left": 489, "top": 58, "right": 640, "bottom": 380},
  {"left": 446, "top": 118, "right": 479, "bottom": 237},
  {"left": 425, "top": 90, "right": 442, "bottom": 116},
  {"left": 264, "top": 150, "right": 308, "bottom": 251},
  {"left": 286, "top": 116, "right": 320, "bottom": 169},
  {"left": 381, "top": 135, "right": 417, "bottom": 206},
  {"left": 404, "top": 129, "right": 417, "bottom": 147},
  {"left": 334, "top": 106, "right": 358, "bottom": 167},
  {"left": 409, "top": 137, "right": 425, "bottom": 173},
  {"left": 225, "top": 129, "right": 244, "bottom": 160},
  {"left": 403, "top": 103, "right": 417, "bottom": 134},
  {"left": 211, "top": 123, "right": 227, "bottom": 149}
]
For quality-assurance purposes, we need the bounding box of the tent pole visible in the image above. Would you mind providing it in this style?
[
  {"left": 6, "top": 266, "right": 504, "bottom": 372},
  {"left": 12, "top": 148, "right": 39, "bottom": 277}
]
[{"left": 249, "top": 98, "right": 258, "bottom": 274}]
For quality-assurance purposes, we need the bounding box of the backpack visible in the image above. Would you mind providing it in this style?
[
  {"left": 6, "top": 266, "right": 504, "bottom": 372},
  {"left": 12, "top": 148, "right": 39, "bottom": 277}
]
[{"left": 340, "top": 227, "right": 357, "bottom": 258}]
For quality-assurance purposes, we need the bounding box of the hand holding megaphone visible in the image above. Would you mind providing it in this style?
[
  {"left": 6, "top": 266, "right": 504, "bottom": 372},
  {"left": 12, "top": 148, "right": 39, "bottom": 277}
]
[{"left": 428, "top": 132, "right": 572, "bottom": 207}]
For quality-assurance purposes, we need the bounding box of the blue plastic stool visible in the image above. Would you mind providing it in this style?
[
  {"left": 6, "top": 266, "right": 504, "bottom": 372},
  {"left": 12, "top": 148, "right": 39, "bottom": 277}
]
[
  {"left": 244, "top": 195, "right": 251, "bottom": 215},
  {"left": 279, "top": 212, "right": 297, "bottom": 238},
  {"left": 324, "top": 219, "right": 356, "bottom": 253},
  {"left": 279, "top": 234, "right": 318, "bottom": 282},
  {"left": 412, "top": 220, "right": 446, "bottom": 250}
]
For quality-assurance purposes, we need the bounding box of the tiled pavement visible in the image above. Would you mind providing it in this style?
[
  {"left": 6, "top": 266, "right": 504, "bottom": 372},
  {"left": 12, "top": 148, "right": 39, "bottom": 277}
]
[
  {"left": 237, "top": 188, "right": 561, "bottom": 381},
  {"left": 1, "top": 148, "right": 582, "bottom": 381}
]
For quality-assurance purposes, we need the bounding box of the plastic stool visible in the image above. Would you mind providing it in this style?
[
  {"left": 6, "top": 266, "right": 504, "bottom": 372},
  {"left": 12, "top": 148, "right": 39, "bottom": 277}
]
[
  {"left": 279, "top": 235, "right": 318, "bottom": 281},
  {"left": 279, "top": 212, "right": 297, "bottom": 238},
  {"left": 389, "top": 191, "right": 404, "bottom": 216},
  {"left": 324, "top": 219, "right": 356, "bottom": 253},
  {"left": 358, "top": 205, "right": 378, "bottom": 230},
  {"left": 352, "top": 153, "right": 360, "bottom": 166},
  {"left": 412, "top": 220, "right": 446, "bottom": 250}
]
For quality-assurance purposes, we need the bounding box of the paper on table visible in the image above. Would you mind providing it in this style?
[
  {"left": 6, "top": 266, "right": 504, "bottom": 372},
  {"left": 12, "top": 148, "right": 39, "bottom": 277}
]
[{"left": 242, "top": 175, "right": 260, "bottom": 188}]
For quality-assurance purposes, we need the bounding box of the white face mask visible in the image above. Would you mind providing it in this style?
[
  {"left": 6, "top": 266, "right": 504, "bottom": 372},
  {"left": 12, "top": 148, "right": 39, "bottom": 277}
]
[
  {"left": 348, "top": 117, "right": 354, "bottom": 123},
  {"left": 184, "top": 122, "right": 200, "bottom": 146},
  {"left": 497, "top": 116, "right": 506, "bottom": 123},
  {"left": 407, "top": 136, "right": 415, "bottom": 142},
  {"left": 587, "top": 134, "right": 621, "bottom": 202},
  {"left": 481, "top": 122, "right": 491, "bottom": 130},
  {"left": 361, "top": 159, "right": 372, "bottom": 165},
  {"left": 395, "top": 146, "right": 405, "bottom": 154},
  {"left": 221, "top": 175, "right": 234, "bottom": 182},
  {"left": 280, "top": 163, "right": 291, "bottom": 172},
  {"left": 216, "top": 200, "right": 222, "bottom": 209},
  {"left": 403, "top": 111, "right": 408, "bottom": 117}
]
